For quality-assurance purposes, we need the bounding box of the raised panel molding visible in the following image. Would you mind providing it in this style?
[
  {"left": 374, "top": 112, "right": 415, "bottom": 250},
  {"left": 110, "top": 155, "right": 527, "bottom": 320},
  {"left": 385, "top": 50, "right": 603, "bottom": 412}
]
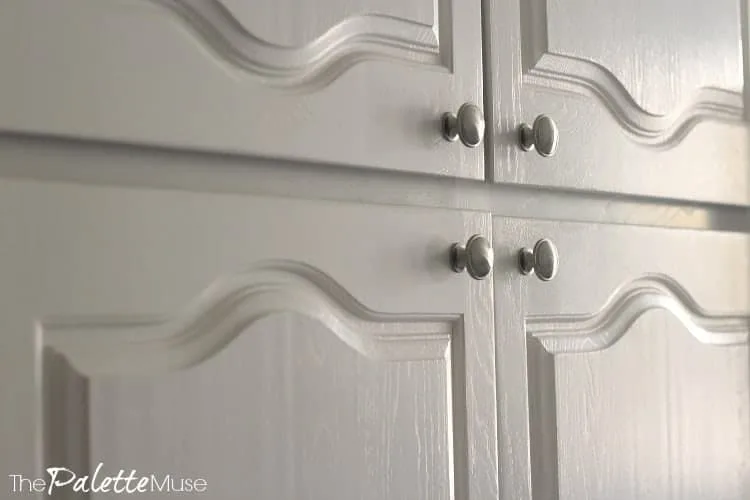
[
  {"left": 40, "top": 260, "right": 469, "bottom": 498},
  {"left": 520, "top": 0, "right": 744, "bottom": 147},
  {"left": 527, "top": 274, "right": 750, "bottom": 354},
  {"left": 151, "top": 0, "right": 451, "bottom": 89},
  {"left": 525, "top": 274, "right": 750, "bottom": 500},
  {"left": 41, "top": 261, "right": 458, "bottom": 376}
]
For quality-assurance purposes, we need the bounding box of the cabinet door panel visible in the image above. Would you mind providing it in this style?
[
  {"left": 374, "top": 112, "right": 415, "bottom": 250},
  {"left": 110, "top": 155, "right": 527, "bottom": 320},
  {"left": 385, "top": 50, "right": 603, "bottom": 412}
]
[
  {"left": 47, "top": 314, "right": 455, "bottom": 500},
  {"left": 0, "top": 0, "right": 483, "bottom": 179},
  {"left": 552, "top": 311, "right": 748, "bottom": 500},
  {"left": 0, "top": 179, "right": 497, "bottom": 500},
  {"left": 488, "top": 0, "right": 748, "bottom": 204},
  {"left": 493, "top": 218, "right": 750, "bottom": 500},
  {"left": 538, "top": 0, "right": 742, "bottom": 116}
]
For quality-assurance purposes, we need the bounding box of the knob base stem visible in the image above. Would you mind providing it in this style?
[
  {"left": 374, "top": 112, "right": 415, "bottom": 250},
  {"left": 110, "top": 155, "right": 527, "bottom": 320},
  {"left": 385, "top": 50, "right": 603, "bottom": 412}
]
[
  {"left": 518, "top": 248, "right": 535, "bottom": 275},
  {"left": 442, "top": 113, "right": 460, "bottom": 143},
  {"left": 518, "top": 123, "right": 535, "bottom": 152},
  {"left": 450, "top": 243, "right": 467, "bottom": 273}
]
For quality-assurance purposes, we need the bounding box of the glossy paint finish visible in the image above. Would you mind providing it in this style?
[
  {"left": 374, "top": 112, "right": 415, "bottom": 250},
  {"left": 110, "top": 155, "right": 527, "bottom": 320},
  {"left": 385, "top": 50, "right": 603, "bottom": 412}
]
[
  {"left": 494, "top": 218, "right": 750, "bottom": 500},
  {"left": 0, "top": 1, "right": 747, "bottom": 499},
  {"left": 0, "top": 133, "right": 745, "bottom": 233},
  {"left": 485, "top": 0, "right": 749, "bottom": 204},
  {"left": 0, "top": 0, "right": 484, "bottom": 179},
  {"left": 2, "top": 179, "right": 498, "bottom": 499}
]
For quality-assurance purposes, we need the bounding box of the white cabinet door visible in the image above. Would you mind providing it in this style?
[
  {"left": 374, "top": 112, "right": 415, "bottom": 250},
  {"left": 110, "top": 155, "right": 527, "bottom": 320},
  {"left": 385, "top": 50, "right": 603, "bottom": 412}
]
[
  {"left": 493, "top": 218, "right": 750, "bottom": 500},
  {"left": 0, "top": 0, "right": 483, "bottom": 179},
  {"left": 487, "top": 0, "right": 748, "bottom": 204},
  {"left": 0, "top": 179, "right": 497, "bottom": 499}
]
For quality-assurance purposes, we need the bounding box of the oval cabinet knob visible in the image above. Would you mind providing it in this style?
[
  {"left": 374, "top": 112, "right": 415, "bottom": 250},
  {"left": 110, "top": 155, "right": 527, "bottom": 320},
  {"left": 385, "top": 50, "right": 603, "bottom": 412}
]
[
  {"left": 442, "top": 103, "right": 485, "bottom": 148},
  {"left": 519, "top": 114, "right": 559, "bottom": 157},
  {"left": 451, "top": 234, "right": 494, "bottom": 280},
  {"left": 519, "top": 238, "right": 559, "bottom": 282}
]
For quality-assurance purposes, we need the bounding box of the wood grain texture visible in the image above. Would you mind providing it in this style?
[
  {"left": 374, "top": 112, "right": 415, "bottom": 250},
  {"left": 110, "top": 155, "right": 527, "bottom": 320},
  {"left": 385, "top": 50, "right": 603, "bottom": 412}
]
[
  {"left": 524, "top": 54, "right": 742, "bottom": 147},
  {"left": 486, "top": 0, "right": 749, "bottom": 204},
  {"left": 494, "top": 218, "right": 750, "bottom": 500},
  {"left": 217, "top": 0, "right": 435, "bottom": 48},
  {"left": 0, "top": 178, "right": 497, "bottom": 500},
  {"left": 43, "top": 261, "right": 457, "bottom": 375},
  {"left": 553, "top": 311, "right": 749, "bottom": 500},
  {"left": 0, "top": 133, "right": 746, "bottom": 233},
  {"left": 0, "top": 0, "right": 483, "bottom": 179},
  {"left": 152, "top": 0, "right": 445, "bottom": 88},
  {"left": 69, "top": 314, "right": 454, "bottom": 499},
  {"left": 528, "top": 274, "right": 750, "bottom": 354},
  {"left": 525, "top": 0, "right": 743, "bottom": 117}
]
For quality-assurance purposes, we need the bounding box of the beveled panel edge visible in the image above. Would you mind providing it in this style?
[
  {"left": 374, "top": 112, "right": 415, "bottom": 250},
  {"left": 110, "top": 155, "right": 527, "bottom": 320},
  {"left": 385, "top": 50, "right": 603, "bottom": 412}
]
[
  {"left": 41, "top": 261, "right": 457, "bottom": 376},
  {"left": 151, "top": 0, "right": 448, "bottom": 89},
  {"left": 527, "top": 274, "right": 750, "bottom": 354}
]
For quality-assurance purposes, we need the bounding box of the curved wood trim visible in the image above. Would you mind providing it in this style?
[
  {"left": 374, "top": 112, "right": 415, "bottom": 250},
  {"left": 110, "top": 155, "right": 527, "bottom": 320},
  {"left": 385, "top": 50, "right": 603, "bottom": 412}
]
[
  {"left": 527, "top": 274, "right": 750, "bottom": 354},
  {"left": 152, "top": 0, "right": 446, "bottom": 89},
  {"left": 526, "top": 53, "right": 743, "bottom": 148},
  {"left": 41, "top": 261, "right": 457, "bottom": 375}
]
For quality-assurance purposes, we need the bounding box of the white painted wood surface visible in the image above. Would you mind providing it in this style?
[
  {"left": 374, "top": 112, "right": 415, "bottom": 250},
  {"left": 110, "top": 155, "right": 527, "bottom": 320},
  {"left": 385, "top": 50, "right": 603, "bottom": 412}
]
[
  {"left": 485, "top": 0, "right": 749, "bottom": 204},
  {"left": 493, "top": 218, "right": 750, "bottom": 500},
  {"left": 0, "top": 0, "right": 483, "bottom": 179},
  {"left": 0, "top": 178, "right": 497, "bottom": 499},
  {"left": 0, "top": 1, "right": 747, "bottom": 498},
  {"left": 0, "top": 134, "right": 746, "bottom": 233}
]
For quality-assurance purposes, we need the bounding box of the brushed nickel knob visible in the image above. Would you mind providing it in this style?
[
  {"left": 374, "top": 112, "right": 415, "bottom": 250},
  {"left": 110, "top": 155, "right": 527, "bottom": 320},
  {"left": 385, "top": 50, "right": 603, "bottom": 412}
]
[
  {"left": 519, "top": 115, "right": 559, "bottom": 157},
  {"left": 519, "top": 238, "right": 558, "bottom": 281},
  {"left": 442, "top": 103, "right": 485, "bottom": 148},
  {"left": 451, "top": 234, "right": 493, "bottom": 280}
]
